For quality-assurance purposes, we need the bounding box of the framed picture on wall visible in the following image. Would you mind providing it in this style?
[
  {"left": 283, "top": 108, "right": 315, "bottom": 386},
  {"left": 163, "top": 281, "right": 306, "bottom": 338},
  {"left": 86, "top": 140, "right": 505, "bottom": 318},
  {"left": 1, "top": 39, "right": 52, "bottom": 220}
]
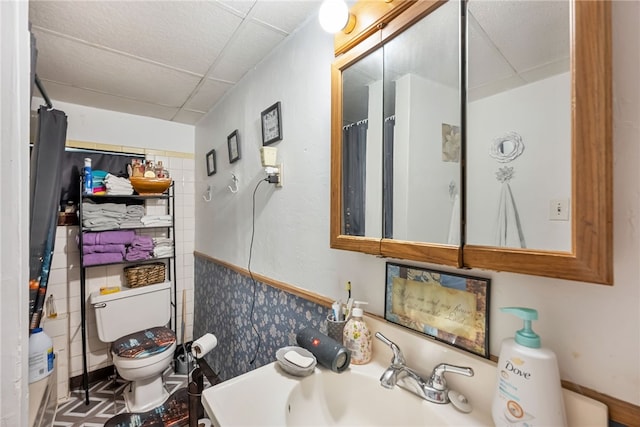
[
  {"left": 227, "top": 130, "right": 240, "bottom": 163},
  {"left": 261, "top": 101, "right": 282, "bottom": 146},
  {"left": 384, "top": 262, "right": 490, "bottom": 358},
  {"left": 206, "top": 149, "right": 216, "bottom": 176}
]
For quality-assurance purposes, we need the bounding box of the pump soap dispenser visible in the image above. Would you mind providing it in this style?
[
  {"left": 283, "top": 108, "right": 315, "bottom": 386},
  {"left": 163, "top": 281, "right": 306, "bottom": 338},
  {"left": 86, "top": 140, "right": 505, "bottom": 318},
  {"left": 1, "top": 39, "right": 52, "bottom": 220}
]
[
  {"left": 342, "top": 301, "right": 371, "bottom": 365},
  {"left": 492, "top": 307, "right": 567, "bottom": 427}
]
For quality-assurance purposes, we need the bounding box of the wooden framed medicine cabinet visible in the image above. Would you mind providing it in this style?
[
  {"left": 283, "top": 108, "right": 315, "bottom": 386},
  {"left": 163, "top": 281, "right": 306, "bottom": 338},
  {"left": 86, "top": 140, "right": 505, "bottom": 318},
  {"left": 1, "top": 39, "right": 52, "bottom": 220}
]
[{"left": 330, "top": 0, "right": 613, "bottom": 285}]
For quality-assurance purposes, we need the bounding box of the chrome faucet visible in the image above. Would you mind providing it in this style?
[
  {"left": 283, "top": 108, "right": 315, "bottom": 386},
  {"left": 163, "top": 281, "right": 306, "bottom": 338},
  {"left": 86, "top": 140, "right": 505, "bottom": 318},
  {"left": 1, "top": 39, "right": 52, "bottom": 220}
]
[{"left": 375, "top": 332, "right": 474, "bottom": 405}]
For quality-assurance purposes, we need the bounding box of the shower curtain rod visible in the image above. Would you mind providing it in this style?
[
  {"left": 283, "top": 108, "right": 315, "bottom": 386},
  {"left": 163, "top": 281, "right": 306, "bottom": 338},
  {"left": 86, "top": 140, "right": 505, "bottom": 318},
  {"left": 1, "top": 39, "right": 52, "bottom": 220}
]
[{"left": 34, "top": 74, "right": 53, "bottom": 109}]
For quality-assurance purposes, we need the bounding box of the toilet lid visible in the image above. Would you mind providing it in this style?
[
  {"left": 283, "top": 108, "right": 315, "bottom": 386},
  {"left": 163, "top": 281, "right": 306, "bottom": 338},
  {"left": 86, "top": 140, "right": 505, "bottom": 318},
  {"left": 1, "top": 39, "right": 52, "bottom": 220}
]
[{"left": 111, "top": 326, "right": 176, "bottom": 359}]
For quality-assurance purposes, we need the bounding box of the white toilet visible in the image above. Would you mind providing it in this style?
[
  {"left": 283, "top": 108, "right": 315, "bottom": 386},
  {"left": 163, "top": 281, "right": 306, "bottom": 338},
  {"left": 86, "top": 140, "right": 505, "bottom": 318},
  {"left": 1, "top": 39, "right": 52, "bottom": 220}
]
[{"left": 90, "top": 281, "right": 177, "bottom": 412}]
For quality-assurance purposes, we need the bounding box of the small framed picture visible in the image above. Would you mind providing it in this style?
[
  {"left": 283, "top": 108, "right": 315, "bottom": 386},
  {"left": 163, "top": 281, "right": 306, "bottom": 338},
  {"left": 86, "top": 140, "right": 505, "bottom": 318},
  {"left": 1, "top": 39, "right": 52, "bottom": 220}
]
[
  {"left": 227, "top": 130, "right": 240, "bottom": 163},
  {"left": 261, "top": 101, "right": 282, "bottom": 146},
  {"left": 206, "top": 149, "right": 216, "bottom": 176},
  {"left": 385, "top": 262, "right": 491, "bottom": 358}
]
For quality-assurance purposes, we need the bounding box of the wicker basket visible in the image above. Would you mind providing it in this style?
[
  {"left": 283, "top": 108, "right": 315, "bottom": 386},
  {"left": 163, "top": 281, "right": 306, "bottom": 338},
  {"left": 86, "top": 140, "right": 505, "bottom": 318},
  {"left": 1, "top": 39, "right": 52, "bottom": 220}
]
[{"left": 124, "top": 263, "right": 166, "bottom": 288}]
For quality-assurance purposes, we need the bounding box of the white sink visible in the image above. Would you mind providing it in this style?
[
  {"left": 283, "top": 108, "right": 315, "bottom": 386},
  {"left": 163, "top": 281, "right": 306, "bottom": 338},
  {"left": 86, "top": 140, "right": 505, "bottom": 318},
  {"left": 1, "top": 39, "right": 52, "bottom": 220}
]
[
  {"left": 285, "top": 368, "right": 486, "bottom": 426},
  {"left": 201, "top": 315, "right": 607, "bottom": 427},
  {"left": 202, "top": 359, "right": 492, "bottom": 426}
]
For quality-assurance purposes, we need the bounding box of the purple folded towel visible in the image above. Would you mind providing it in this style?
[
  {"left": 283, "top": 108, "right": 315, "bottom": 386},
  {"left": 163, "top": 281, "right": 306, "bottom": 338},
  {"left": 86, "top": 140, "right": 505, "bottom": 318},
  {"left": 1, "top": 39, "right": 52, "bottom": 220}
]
[
  {"left": 83, "top": 252, "right": 124, "bottom": 266},
  {"left": 131, "top": 235, "right": 154, "bottom": 250},
  {"left": 82, "top": 230, "right": 136, "bottom": 246},
  {"left": 82, "top": 244, "right": 126, "bottom": 257},
  {"left": 125, "top": 248, "right": 152, "bottom": 261}
]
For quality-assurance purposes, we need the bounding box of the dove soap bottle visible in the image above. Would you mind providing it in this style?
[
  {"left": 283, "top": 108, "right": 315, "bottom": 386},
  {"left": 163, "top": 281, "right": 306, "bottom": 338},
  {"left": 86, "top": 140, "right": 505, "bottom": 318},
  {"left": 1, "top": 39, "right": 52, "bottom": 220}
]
[{"left": 492, "top": 307, "right": 567, "bottom": 427}]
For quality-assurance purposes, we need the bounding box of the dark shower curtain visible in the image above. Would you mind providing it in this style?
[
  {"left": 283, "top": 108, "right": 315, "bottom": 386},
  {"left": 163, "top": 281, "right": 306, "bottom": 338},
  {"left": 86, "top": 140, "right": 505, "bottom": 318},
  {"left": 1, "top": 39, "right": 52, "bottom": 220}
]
[
  {"left": 29, "top": 107, "right": 68, "bottom": 330},
  {"left": 342, "top": 121, "right": 368, "bottom": 236},
  {"left": 383, "top": 116, "right": 395, "bottom": 239}
]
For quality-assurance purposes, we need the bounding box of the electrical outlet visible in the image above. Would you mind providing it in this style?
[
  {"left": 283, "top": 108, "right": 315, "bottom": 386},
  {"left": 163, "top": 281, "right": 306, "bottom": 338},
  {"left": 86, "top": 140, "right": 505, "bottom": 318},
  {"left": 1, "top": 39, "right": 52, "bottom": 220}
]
[
  {"left": 276, "top": 163, "right": 283, "bottom": 188},
  {"left": 549, "top": 199, "right": 570, "bottom": 221}
]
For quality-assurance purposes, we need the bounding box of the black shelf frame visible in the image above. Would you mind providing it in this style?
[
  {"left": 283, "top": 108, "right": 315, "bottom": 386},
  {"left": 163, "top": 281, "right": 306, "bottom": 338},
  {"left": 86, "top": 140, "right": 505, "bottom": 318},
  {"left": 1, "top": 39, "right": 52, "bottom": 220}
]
[{"left": 77, "top": 179, "right": 177, "bottom": 405}]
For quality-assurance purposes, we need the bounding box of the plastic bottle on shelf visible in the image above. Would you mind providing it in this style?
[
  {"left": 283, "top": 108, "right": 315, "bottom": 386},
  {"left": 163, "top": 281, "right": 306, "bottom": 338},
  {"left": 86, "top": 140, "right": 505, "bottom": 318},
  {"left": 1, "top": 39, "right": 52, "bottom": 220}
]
[
  {"left": 155, "top": 161, "right": 165, "bottom": 178},
  {"left": 144, "top": 160, "right": 156, "bottom": 178},
  {"left": 83, "top": 158, "right": 93, "bottom": 194},
  {"left": 342, "top": 301, "right": 372, "bottom": 364}
]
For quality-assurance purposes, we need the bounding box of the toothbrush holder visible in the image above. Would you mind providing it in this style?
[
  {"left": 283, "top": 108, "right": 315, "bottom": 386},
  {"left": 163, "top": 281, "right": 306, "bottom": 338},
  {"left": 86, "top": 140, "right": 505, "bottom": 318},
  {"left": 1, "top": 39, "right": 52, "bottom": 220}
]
[{"left": 326, "top": 314, "right": 347, "bottom": 345}]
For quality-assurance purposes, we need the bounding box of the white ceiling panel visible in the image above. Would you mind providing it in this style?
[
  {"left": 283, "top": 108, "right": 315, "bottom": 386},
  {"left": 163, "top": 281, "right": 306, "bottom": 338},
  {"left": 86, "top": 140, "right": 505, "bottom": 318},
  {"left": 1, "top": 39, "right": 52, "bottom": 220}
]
[
  {"left": 29, "top": 0, "right": 320, "bottom": 123},
  {"left": 36, "top": 80, "right": 180, "bottom": 121},
  {"left": 251, "top": 0, "right": 320, "bottom": 33},
  {"left": 172, "top": 109, "right": 206, "bottom": 125},
  {"left": 467, "top": 13, "right": 519, "bottom": 90},
  {"left": 218, "top": 0, "right": 258, "bottom": 17},
  {"left": 30, "top": 1, "right": 242, "bottom": 75},
  {"left": 468, "top": 0, "right": 570, "bottom": 73},
  {"left": 183, "top": 78, "right": 234, "bottom": 113},
  {"left": 208, "top": 20, "right": 287, "bottom": 82},
  {"left": 33, "top": 29, "right": 201, "bottom": 107}
]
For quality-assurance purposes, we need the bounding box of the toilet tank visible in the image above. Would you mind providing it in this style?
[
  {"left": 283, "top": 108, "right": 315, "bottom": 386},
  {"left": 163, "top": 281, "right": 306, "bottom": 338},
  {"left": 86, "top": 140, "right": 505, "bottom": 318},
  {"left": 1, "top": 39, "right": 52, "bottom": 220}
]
[{"left": 90, "top": 281, "right": 172, "bottom": 342}]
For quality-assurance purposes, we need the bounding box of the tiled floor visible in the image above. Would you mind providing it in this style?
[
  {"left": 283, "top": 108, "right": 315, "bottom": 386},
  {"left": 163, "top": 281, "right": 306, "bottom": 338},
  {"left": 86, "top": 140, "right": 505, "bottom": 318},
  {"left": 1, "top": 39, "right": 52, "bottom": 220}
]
[{"left": 52, "top": 369, "right": 190, "bottom": 427}]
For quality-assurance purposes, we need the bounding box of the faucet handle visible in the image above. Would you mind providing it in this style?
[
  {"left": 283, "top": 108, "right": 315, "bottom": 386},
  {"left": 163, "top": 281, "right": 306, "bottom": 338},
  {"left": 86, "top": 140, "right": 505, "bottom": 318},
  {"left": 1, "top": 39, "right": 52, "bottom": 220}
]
[
  {"left": 375, "top": 332, "right": 406, "bottom": 366},
  {"left": 429, "top": 363, "right": 474, "bottom": 391}
]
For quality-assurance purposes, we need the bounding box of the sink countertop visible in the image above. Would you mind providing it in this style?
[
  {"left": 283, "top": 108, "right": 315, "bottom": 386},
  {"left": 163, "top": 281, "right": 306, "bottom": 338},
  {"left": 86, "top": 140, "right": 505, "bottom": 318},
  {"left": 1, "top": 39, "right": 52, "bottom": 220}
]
[{"left": 202, "top": 315, "right": 608, "bottom": 426}]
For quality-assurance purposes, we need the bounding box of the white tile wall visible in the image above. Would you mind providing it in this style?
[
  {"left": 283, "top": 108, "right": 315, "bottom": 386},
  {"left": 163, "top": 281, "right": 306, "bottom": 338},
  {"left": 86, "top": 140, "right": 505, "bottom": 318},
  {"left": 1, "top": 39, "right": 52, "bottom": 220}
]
[{"left": 46, "top": 153, "right": 195, "bottom": 386}]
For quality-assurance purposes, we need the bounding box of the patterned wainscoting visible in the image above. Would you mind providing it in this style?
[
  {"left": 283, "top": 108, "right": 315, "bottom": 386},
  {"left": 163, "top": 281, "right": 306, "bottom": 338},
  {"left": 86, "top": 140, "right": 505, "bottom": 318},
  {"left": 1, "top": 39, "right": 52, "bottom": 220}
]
[{"left": 194, "top": 256, "right": 329, "bottom": 381}]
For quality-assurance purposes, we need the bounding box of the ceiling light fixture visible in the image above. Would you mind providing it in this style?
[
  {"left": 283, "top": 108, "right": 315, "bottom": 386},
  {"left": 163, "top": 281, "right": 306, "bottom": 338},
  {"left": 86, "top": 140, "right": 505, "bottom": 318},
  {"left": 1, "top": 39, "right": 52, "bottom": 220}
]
[{"left": 319, "top": 0, "right": 356, "bottom": 34}]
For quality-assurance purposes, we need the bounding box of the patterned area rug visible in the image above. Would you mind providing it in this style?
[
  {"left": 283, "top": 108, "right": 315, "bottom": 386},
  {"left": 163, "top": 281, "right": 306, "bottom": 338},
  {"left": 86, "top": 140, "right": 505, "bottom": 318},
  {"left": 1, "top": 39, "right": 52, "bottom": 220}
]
[{"left": 53, "top": 369, "right": 188, "bottom": 427}]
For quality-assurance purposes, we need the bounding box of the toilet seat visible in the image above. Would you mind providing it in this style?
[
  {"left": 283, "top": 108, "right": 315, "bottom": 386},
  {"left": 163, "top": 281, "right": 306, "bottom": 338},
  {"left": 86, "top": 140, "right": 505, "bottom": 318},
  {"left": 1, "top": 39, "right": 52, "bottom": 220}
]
[{"left": 111, "top": 326, "right": 176, "bottom": 365}]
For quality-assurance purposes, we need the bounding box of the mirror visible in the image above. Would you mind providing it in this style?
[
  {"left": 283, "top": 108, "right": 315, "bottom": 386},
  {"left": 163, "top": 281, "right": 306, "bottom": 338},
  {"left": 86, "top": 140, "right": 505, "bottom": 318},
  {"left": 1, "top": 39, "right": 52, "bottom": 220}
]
[
  {"left": 383, "top": 0, "right": 461, "bottom": 245},
  {"left": 330, "top": 0, "right": 612, "bottom": 284},
  {"left": 341, "top": 48, "right": 384, "bottom": 238},
  {"left": 466, "top": 0, "right": 571, "bottom": 251},
  {"left": 331, "top": 0, "right": 462, "bottom": 265}
]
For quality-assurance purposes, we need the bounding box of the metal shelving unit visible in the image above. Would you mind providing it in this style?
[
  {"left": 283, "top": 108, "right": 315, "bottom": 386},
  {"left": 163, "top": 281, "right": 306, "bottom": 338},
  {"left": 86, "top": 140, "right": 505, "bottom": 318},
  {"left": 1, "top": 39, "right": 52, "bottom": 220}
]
[{"left": 77, "top": 180, "right": 176, "bottom": 404}]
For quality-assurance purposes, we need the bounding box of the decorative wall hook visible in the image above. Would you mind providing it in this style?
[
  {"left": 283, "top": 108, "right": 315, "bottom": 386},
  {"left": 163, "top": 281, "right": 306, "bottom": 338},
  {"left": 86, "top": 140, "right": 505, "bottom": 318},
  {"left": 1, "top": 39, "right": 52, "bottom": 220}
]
[
  {"left": 202, "top": 185, "right": 212, "bottom": 202},
  {"left": 228, "top": 173, "right": 239, "bottom": 193}
]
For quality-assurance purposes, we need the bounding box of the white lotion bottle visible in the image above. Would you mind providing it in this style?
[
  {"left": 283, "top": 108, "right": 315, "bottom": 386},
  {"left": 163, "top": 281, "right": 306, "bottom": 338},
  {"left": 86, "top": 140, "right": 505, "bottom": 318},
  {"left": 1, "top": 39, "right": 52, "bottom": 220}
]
[
  {"left": 342, "top": 301, "right": 372, "bottom": 364},
  {"left": 492, "top": 307, "right": 567, "bottom": 426}
]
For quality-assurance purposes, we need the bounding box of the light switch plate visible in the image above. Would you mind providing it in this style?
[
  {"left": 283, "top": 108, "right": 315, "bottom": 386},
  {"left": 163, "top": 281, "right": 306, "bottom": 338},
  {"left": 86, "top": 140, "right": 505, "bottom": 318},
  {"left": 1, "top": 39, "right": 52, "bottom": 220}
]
[{"left": 549, "top": 199, "right": 570, "bottom": 221}]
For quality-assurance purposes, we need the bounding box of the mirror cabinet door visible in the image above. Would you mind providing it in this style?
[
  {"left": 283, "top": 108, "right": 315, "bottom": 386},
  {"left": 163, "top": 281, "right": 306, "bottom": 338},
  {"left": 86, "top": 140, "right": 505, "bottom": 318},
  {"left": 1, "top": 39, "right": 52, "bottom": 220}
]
[
  {"left": 463, "top": 0, "right": 612, "bottom": 284},
  {"left": 341, "top": 48, "right": 384, "bottom": 239},
  {"left": 466, "top": 0, "right": 571, "bottom": 252},
  {"left": 383, "top": 0, "right": 461, "bottom": 245},
  {"left": 331, "top": 0, "right": 463, "bottom": 266}
]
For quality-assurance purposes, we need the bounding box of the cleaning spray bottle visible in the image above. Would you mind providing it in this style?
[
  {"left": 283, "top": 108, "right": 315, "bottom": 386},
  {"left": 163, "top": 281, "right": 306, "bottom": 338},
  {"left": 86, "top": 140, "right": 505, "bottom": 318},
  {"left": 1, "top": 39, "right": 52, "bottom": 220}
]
[
  {"left": 492, "top": 307, "right": 567, "bottom": 426},
  {"left": 342, "top": 301, "right": 371, "bottom": 364}
]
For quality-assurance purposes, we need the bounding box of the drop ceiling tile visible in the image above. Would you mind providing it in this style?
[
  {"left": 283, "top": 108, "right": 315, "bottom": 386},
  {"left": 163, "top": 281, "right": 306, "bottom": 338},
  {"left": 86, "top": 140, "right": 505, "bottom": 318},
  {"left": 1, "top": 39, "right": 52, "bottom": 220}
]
[
  {"left": 217, "top": 0, "right": 257, "bottom": 17},
  {"left": 37, "top": 80, "right": 180, "bottom": 121},
  {"left": 467, "top": 13, "right": 516, "bottom": 90},
  {"left": 467, "top": 74, "right": 527, "bottom": 103},
  {"left": 468, "top": 1, "right": 570, "bottom": 74},
  {"left": 30, "top": 1, "right": 242, "bottom": 75},
  {"left": 384, "top": 1, "right": 459, "bottom": 89},
  {"left": 183, "top": 79, "right": 234, "bottom": 113},
  {"left": 209, "top": 20, "right": 286, "bottom": 82},
  {"left": 519, "top": 58, "right": 570, "bottom": 84},
  {"left": 251, "top": 1, "right": 320, "bottom": 33},
  {"left": 173, "top": 109, "right": 206, "bottom": 125},
  {"left": 33, "top": 29, "right": 201, "bottom": 107}
]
